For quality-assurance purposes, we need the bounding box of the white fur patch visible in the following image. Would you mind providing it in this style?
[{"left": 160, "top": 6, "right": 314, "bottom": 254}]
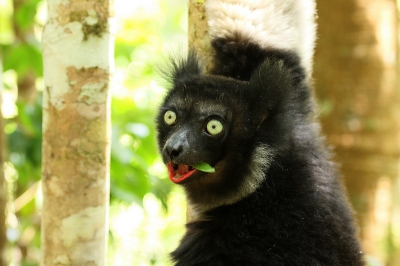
[
  {"left": 206, "top": 0, "right": 316, "bottom": 78},
  {"left": 236, "top": 144, "right": 275, "bottom": 201},
  {"left": 193, "top": 144, "right": 275, "bottom": 213}
]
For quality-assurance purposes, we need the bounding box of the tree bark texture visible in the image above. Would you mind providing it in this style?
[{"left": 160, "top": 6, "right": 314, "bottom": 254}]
[
  {"left": 41, "top": 0, "right": 114, "bottom": 265},
  {"left": 314, "top": 0, "right": 400, "bottom": 265},
  {"left": 188, "top": 0, "right": 213, "bottom": 71}
]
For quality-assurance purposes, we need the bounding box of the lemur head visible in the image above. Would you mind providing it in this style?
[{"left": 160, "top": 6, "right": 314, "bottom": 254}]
[{"left": 156, "top": 51, "right": 306, "bottom": 210}]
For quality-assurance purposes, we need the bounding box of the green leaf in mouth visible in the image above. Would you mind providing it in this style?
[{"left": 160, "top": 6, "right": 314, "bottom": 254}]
[{"left": 191, "top": 162, "right": 215, "bottom": 173}]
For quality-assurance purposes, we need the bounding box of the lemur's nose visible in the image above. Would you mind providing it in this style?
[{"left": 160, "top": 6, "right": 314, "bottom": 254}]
[
  {"left": 165, "top": 142, "right": 183, "bottom": 160},
  {"left": 163, "top": 130, "right": 189, "bottom": 161}
]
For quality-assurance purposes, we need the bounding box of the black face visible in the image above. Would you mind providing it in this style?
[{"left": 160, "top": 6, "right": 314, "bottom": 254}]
[{"left": 156, "top": 77, "right": 249, "bottom": 185}]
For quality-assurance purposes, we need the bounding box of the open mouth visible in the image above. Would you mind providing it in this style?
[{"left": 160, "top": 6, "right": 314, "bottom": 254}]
[{"left": 167, "top": 162, "right": 197, "bottom": 183}]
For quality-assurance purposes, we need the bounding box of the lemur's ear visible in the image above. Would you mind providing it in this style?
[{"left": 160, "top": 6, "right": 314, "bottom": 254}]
[
  {"left": 249, "top": 59, "right": 292, "bottom": 111},
  {"left": 162, "top": 50, "right": 204, "bottom": 85}
]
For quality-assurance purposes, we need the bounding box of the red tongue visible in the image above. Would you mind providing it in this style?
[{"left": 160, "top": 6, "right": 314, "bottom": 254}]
[
  {"left": 178, "top": 164, "right": 189, "bottom": 174},
  {"left": 168, "top": 163, "right": 196, "bottom": 183}
]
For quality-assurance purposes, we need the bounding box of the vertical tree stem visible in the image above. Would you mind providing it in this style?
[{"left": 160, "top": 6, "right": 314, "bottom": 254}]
[
  {"left": 314, "top": 0, "right": 400, "bottom": 264},
  {"left": 41, "top": 1, "right": 114, "bottom": 265},
  {"left": 188, "top": 0, "right": 213, "bottom": 71}
]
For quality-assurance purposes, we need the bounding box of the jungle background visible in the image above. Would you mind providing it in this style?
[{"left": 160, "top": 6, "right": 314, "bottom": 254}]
[{"left": 0, "top": 0, "right": 399, "bottom": 265}]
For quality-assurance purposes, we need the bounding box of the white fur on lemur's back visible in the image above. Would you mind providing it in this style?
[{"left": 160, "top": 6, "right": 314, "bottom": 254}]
[{"left": 206, "top": 0, "right": 316, "bottom": 78}]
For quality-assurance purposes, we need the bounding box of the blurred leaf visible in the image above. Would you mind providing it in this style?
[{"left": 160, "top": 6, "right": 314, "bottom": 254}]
[
  {"left": 14, "top": 0, "right": 41, "bottom": 32},
  {"left": 7, "top": 98, "right": 42, "bottom": 187},
  {"left": 2, "top": 43, "right": 42, "bottom": 76},
  {"left": 0, "top": 0, "right": 14, "bottom": 44}
]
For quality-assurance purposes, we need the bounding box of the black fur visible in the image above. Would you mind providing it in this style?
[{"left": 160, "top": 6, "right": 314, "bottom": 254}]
[
  {"left": 210, "top": 35, "right": 304, "bottom": 83},
  {"left": 156, "top": 37, "right": 364, "bottom": 265}
]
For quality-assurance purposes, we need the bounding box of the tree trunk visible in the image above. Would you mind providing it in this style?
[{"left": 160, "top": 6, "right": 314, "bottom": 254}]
[
  {"left": 314, "top": 0, "right": 400, "bottom": 265},
  {"left": 188, "top": 0, "right": 213, "bottom": 71},
  {"left": 41, "top": 0, "right": 114, "bottom": 265},
  {"left": 0, "top": 52, "right": 8, "bottom": 266}
]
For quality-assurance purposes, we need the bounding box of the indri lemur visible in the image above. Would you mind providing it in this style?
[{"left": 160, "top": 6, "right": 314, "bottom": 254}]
[{"left": 156, "top": 0, "right": 364, "bottom": 265}]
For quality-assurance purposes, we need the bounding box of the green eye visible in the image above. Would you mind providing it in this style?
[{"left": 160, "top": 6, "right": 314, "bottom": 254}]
[
  {"left": 164, "top": 110, "right": 177, "bottom": 125},
  {"left": 206, "top": 119, "right": 223, "bottom": 135}
]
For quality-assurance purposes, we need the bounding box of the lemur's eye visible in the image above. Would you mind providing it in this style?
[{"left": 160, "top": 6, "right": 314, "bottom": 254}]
[
  {"left": 206, "top": 119, "right": 223, "bottom": 135},
  {"left": 164, "top": 110, "right": 177, "bottom": 125}
]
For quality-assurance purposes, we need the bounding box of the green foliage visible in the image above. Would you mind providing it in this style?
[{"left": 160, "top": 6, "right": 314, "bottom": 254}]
[
  {"left": 2, "top": 43, "right": 42, "bottom": 77},
  {"left": 110, "top": 97, "right": 172, "bottom": 207},
  {"left": 8, "top": 97, "right": 42, "bottom": 185},
  {"left": 13, "top": 0, "right": 42, "bottom": 32},
  {"left": 1, "top": 0, "right": 187, "bottom": 265}
]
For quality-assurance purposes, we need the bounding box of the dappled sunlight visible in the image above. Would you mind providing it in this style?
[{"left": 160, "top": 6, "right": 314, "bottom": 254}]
[
  {"left": 108, "top": 0, "right": 188, "bottom": 264},
  {"left": 365, "top": 177, "right": 392, "bottom": 262},
  {"left": 109, "top": 189, "right": 186, "bottom": 266},
  {"left": 1, "top": 69, "right": 18, "bottom": 119}
]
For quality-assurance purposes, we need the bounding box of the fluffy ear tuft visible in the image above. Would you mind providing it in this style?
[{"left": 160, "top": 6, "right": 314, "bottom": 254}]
[
  {"left": 250, "top": 59, "right": 292, "bottom": 88},
  {"left": 249, "top": 59, "right": 293, "bottom": 110},
  {"left": 161, "top": 50, "right": 204, "bottom": 85}
]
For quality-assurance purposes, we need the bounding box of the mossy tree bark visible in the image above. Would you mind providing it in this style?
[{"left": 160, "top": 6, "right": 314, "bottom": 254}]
[
  {"left": 314, "top": 0, "right": 400, "bottom": 265},
  {"left": 41, "top": 0, "right": 114, "bottom": 265}
]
